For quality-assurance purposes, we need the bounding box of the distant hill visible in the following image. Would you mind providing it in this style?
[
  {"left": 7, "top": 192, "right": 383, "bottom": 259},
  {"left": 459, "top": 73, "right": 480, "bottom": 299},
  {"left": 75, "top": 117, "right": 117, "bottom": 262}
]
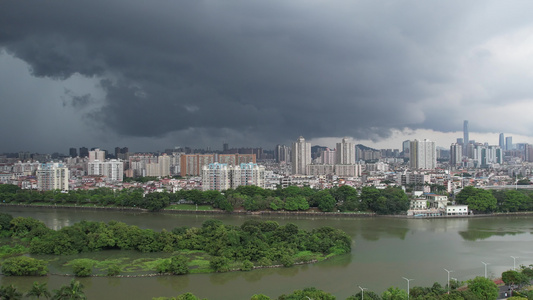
[{"left": 355, "top": 144, "right": 379, "bottom": 151}]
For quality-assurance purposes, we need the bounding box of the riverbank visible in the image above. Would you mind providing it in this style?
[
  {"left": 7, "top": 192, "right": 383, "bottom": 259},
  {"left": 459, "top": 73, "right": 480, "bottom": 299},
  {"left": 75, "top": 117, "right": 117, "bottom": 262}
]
[
  {"left": 0, "top": 202, "right": 377, "bottom": 217},
  {"left": 4, "top": 202, "right": 533, "bottom": 219}
]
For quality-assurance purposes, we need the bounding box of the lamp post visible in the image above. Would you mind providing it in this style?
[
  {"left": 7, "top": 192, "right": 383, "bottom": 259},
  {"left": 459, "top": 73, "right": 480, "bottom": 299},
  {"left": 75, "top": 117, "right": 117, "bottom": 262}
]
[
  {"left": 402, "top": 277, "right": 413, "bottom": 299},
  {"left": 444, "top": 269, "right": 453, "bottom": 294},
  {"left": 481, "top": 261, "right": 490, "bottom": 278},
  {"left": 511, "top": 256, "right": 519, "bottom": 270},
  {"left": 359, "top": 286, "right": 367, "bottom": 300}
]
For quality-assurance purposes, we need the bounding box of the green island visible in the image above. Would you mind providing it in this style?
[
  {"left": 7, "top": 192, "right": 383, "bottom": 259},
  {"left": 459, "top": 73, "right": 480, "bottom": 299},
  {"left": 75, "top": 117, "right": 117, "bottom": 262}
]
[{"left": 0, "top": 212, "right": 351, "bottom": 277}]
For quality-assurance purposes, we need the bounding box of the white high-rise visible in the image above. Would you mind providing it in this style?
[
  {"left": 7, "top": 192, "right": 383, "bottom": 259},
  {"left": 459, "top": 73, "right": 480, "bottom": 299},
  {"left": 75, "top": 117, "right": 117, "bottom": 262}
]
[
  {"left": 336, "top": 138, "right": 355, "bottom": 165},
  {"left": 88, "top": 159, "right": 124, "bottom": 182},
  {"left": 37, "top": 163, "right": 69, "bottom": 191},
  {"left": 410, "top": 139, "right": 436, "bottom": 169},
  {"left": 291, "top": 136, "right": 311, "bottom": 175}
]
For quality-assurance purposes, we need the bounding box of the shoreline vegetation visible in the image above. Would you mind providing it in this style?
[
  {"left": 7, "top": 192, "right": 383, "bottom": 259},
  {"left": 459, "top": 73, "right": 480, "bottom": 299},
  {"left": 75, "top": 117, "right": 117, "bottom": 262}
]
[
  {"left": 3, "top": 183, "right": 533, "bottom": 218},
  {"left": 0, "top": 212, "right": 352, "bottom": 278},
  {"left": 4, "top": 202, "right": 533, "bottom": 219}
]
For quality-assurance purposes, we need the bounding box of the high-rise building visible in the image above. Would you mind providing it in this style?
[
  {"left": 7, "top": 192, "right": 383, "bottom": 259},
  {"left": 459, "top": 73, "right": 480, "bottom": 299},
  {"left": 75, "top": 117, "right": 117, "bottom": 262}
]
[
  {"left": 69, "top": 148, "right": 77, "bottom": 158},
  {"left": 450, "top": 143, "right": 463, "bottom": 167},
  {"left": 232, "top": 163, "right": 265, "bottom": 188},
  {"left": 36, "top": 163, "right": 69, "bottom": 191},
  {"left": 201, "top": 162, "right": 265, "bottom": 191},
  {"left": 321, "top": 147, "right": 336, "bottom": 164},
  {"left": 463, "top": 120, "right": 469, "bottom": 156},
  {"left": 336, "top": 138, "right": 355, "bottom": 165},
  {"left": 79, "top": 147, "right": 89, "bottom": 158},
  {"left": 88, "top": 159, "right": 124, "bottom": 181},
  {"left": 409, "top": 139, "right": 436, "bottom": 169},
  {"left": 275, "top": 145, "right": 291, "bottom": 163},
  {"left": 499, "top": 133, "right": 505, "bottom": 149},
  {"left": 506, "top": 136, "right": 513, "bottom": 150},
  {"left": 291, "top": 136, "right": 311, "bottom": 175},
  {"left": 89, "top": 148, "right": 106, "bottom": 162},
  {"left": 202, "top": 163, "right": 231, "bottom": 191}
]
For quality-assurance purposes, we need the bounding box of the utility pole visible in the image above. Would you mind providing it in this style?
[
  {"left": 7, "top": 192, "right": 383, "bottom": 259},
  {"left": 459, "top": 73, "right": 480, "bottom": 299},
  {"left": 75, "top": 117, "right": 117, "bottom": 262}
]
[{"left": 402, "top": 277, "right": 413, "bottom": 299}]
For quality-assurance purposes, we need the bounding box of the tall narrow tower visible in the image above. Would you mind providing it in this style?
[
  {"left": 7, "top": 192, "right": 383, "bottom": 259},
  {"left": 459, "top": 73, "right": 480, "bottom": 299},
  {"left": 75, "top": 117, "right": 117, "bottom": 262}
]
[
  {"left": 463, "top": 120, "right": 469, "bottom": 156},
  {"left": 336, "top": 138, "right": 355, "bottom": 165},
  {"left": 291, "top": 136, "right": 311, "bottom": 175}
]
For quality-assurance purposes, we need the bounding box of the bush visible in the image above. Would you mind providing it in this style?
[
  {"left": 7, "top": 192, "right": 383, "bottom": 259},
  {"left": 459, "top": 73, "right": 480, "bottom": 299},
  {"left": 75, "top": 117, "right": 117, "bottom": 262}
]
[
  {"left": 280, "top": 255, "right": 294, "bottom": 267},
  {"left": 107, "top": 264, "right": 121, "bottom": 276},
  {"left": 70, "top": 259, "right": 94, "bottom": 277},
  {"left": 241, "top": 260, "right": 254, "bottom": 271},
  {"left": 258, "top": 257, "right": 272, "bottom": 267},
  {"left": 169, "top": 255, "right": 189, "bottom": 275},
  {"left": 209, "top": 256, "right": 229, "bottom": 272},
  {"left": 1, "top": 256, "right": 48, "bottom": 276}
]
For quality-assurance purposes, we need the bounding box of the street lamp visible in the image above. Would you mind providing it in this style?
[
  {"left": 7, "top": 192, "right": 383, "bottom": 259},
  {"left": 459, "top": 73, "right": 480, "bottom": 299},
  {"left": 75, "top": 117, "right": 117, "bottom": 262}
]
[
  {"left": 402, "top": 277, "right": 413, "bottom": 299},
  {"left": 444, "top": 269, "right": 454, "bottom": 294},
  {"left": 358, "top": 286, "right": 367, "bottom": 300},
  {"left": 481, "top": 261, "right": 490, "bottom": 278},
  {"left": 511, "top": 256, "right": 519, "bottom": 270}
]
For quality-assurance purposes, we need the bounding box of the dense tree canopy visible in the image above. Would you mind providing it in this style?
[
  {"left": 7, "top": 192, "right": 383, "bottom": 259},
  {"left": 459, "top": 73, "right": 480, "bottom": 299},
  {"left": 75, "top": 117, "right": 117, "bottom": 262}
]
[{"left": 2, "top": 215, "right": 351, "bottom": 271}]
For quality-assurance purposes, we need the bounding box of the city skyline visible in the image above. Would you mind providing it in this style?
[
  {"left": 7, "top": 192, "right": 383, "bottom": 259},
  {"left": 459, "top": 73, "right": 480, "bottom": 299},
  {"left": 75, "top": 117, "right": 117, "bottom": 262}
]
[{"left": 2, "top": 2, "right": 533, "bottom": 153}]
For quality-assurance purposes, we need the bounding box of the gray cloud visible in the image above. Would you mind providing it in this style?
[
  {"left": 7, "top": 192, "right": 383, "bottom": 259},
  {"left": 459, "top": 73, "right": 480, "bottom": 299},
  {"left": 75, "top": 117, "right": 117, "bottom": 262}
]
[{"left": 2, "top": 0, "right": 533, "bottom": 152}]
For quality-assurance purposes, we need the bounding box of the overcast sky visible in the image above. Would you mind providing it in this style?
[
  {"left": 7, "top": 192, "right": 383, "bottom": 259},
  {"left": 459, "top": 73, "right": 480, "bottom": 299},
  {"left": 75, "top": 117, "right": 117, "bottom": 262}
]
[{"left": 2, "top": 1, "right": 533, "bottom": 154}]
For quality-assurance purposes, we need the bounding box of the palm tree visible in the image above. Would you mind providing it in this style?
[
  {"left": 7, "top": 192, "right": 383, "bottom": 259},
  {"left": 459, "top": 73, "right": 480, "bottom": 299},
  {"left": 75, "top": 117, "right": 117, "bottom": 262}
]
[
  {"left": 26, "top": 281, "right": 52, "bottom": 299},
  {"left": 51, "top": 280, "right": 87, "bottom": 300},
  {"left": 0, "top": 284, "right": 23, "bottom": 300}
]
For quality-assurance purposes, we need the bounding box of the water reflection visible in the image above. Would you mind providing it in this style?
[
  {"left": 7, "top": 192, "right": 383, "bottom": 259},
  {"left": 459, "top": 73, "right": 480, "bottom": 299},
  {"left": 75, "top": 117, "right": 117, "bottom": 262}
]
[
  {"left": 156, "top": 275, "right": 190, "bottom": 292},
  {"left": 2, "top": 207, "right": 533, "bottom": 299}
]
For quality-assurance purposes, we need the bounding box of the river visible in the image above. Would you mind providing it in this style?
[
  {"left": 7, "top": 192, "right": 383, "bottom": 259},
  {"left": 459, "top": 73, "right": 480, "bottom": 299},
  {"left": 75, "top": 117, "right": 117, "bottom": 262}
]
[{"left": 1, "top": 206, "right": 532, "bottom": 299}]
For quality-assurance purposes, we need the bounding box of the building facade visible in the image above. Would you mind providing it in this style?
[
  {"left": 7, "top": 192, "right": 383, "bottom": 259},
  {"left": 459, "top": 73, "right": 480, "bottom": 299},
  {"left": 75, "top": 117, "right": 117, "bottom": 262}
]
[
  {"left": 410, "top": 139, "right": 436, "bottom": 170},
  {"left": 36, "top": 163, "right": 69, "bottom": 191},
  {"left": 291, "top": 136, "right": 311, "bottom": 175}
]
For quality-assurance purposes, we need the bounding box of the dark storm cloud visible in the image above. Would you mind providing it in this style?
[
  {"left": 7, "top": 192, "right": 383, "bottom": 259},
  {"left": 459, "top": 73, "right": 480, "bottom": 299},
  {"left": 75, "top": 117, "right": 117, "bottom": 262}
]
[{"left": 2, "top": 0, "right": 533, "bottom": 149}]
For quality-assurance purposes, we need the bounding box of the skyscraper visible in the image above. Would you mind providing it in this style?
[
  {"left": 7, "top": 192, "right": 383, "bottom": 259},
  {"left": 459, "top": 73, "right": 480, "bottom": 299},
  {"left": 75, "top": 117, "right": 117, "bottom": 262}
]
[
  {"left": 499, "top": 133, "right": 505, "bottom": 149},
  {"left": 450, "top": 143, "right": 462, "bottom": 167},
  {"left": 463, "top": 120, "right": 469, "bottom": 156},
  {"left": 409, "top": 139, "right": 436, "bottom": 169},
  {"left": 336, "top": 138, "right": 355, "bottom": 165},
  {"left": 291, "top": 136, "right": 311, "bottom": 175},
  {"left": 506, "top": 136, "right": 513, "bottom": 150}
]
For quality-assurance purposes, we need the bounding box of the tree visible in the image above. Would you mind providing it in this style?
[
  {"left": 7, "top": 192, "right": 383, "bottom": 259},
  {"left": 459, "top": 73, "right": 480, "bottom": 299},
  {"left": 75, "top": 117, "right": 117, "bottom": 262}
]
[
  {"left": 467, "top": 276, "right": 498, "bottom": 300},
  {"left": 0, "top": 285, "right": 23, "bottom": 300},
  {"left": 209, "top": 256, "right": 229, "bottom": 272},
  {"left": 455, "top": 186, "right": 478, "bottom": 205},
  {"left": 502, "top": 270, "right": 528, "bottom": 288},
  {"left": 26, "top": 281, "right": 51, "bottom": 299},
  {"left": 51, "top": 279, "right": 87, "bottom": 300},
  {"left": 0, "top": 212, "right": 13, "bottom": 233},
  {"left": 250, "top": 294, "right": 271, "bottom": 300},
  {"left": 381, "top": 286, "right": 408, "bottom": 300},
  {"left": 346, "top": 291, "right": 381, "bottom": 300},
  {"left": 277, "top": 287, "right": 335, "bottom": 300},
  {"left": 466, "top": 190, "right": 497, "bottom": 213},
  {"left": 168, "top": 255, "right": 189, "bottom": 275},
  {"left": 502, "top": 190, "right": 528, "bottom": 212},
  {"left": 316, "top": 192, "right": 336, "bottom": 212},
  {"left": 70, "top": 259, "right": 93, "bottom": 277},
  {"left": 1, "top": 256, "right": 48, "bottom": 276}
]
